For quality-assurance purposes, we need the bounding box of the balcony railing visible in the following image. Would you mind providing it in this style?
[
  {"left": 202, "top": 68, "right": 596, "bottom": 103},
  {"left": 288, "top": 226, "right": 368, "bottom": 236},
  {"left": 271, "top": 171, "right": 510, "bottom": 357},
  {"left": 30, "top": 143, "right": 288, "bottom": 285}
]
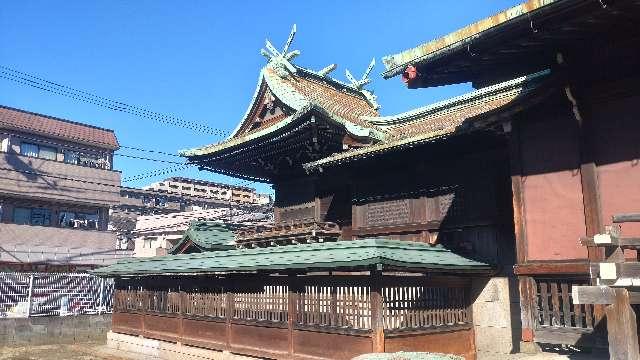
[{"left": 0, "top": 152, "right": 121, "bottom": 206}]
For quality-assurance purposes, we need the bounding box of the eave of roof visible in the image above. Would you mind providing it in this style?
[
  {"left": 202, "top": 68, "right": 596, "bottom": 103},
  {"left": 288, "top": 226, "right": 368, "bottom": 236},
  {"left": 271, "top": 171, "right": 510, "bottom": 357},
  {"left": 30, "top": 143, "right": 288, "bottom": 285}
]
[
  {"left": 92, "top": 238, "right": 491, "bottom": 277},
  {"left": 381, "top": 0, "right": 562, "bottom": 79},
  {"left": 304, "top": 70, "right": 550, "bottom": 170},
  {"left": 180, "top": 103, "right": 385, "bottom": 158}
]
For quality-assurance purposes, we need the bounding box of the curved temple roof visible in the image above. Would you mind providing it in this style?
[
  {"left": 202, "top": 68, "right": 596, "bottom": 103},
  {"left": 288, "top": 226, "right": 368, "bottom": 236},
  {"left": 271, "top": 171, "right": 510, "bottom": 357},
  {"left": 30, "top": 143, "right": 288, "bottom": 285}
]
[
  {"left": 180, "top": 63, "right": 383, "bottom": 158},
  {"left": 303, "top": 69, "right": 551, "bottom": 171},
  {"left": 93, "top": 238, "right": 491, "bottom": 277},
  {"left": 168, "top": 221, "right": 236, "bottom": 254}
]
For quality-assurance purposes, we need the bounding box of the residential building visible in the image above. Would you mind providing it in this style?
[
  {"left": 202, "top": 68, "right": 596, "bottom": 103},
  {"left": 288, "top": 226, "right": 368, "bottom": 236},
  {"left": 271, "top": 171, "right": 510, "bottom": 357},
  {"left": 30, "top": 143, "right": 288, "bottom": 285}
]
[
  {"left": 144, "top": 177, "right": 271, "bottom": 205},
  {"left": 0, "top": 105, "right": 130, "bottom": 269},
  {"left": 132, "top": 208, "right": 271, "bottom": 257}
]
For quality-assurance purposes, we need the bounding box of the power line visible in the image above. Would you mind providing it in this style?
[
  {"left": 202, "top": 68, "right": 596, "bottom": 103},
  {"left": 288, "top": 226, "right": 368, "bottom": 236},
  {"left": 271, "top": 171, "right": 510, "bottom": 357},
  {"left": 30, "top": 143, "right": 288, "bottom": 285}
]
[
  {"left": 118, "top": 145, "right": 182, "bottom": 158},
  {"left": 115, "top": 153, "right": 187, "bottom": 165},
  {"left": 1, "top": 65, "right": 231, "bottom": 137}
]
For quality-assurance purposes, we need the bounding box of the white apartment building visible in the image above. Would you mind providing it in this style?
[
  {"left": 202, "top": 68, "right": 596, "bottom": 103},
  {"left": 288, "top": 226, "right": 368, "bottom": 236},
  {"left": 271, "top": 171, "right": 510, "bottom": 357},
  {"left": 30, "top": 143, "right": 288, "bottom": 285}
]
[{"left": 143, "top": 177, "right": 271, "bottom": 205}]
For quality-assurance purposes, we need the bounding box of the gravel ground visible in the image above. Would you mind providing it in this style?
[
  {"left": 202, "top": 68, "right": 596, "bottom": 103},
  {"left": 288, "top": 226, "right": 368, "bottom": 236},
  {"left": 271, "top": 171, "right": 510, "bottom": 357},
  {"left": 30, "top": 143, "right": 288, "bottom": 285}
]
[
  {"left": 0, "top": 343, "right": 129, "bottom": 360},
  {"left": 0, "top": 342, "right": 609, "bottom": 360}
]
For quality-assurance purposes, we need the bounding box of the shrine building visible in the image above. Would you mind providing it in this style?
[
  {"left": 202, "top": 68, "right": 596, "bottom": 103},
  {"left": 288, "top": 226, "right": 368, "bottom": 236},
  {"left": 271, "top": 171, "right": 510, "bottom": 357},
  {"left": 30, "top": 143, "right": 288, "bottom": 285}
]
[{"left": 95, "top": 1, "right": 640, "bottom": 359}]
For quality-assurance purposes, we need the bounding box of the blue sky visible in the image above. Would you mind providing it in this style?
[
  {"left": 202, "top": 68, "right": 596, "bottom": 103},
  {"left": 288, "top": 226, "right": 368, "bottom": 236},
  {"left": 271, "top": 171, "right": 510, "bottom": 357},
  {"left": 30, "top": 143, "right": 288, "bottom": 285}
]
[{"left": 1, "top": 0, "right": 520, "bottom": 195}]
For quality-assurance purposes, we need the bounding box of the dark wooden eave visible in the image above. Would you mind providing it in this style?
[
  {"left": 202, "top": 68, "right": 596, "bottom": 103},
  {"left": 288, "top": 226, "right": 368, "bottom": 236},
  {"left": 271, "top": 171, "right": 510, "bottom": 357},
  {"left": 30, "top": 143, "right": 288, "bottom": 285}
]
[{"left": 384, "top": 0, "right": 640, "bottom": 88}]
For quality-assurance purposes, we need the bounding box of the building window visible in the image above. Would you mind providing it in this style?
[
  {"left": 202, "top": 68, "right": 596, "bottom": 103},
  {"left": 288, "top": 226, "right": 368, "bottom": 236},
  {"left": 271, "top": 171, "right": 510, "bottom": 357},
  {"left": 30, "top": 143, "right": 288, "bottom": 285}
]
[
  {"left": 39, "top": 145, "right": 57, "bottom": 160},
  {"left": 20, "top": 142, "right": 40, "bottom": 157},
  {"left": 20, "top": 142, "right": 57, "bottom": 160},
  {"left": 63, "top": 150, "right": 79, "bottom": 164},
  {"left": 13, "top": 207, "right": 52, "bottom": 226},
  {"left": 59, "top": 211, "right": 99, "bottom": 230}
]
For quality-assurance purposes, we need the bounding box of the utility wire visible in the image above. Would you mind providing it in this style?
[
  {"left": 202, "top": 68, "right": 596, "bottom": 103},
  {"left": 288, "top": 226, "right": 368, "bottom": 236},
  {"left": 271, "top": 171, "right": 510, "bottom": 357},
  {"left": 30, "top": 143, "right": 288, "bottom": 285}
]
[{"left": 0, "top": 65, "right": 231, "bottom": 137}]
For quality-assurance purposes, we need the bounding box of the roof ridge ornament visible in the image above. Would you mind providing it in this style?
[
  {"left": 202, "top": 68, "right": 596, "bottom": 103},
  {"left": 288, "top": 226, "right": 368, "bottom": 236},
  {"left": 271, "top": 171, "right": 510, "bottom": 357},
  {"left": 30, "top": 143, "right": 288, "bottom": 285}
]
[
  {"left": 345, "top": 58, "right": 380, "bottom": 110},
  {"left": 317, "top": 64, "right": 337, "bottom": 77},
  {"left": 260, "top": 24, "right": 300, "bottom": 78}
]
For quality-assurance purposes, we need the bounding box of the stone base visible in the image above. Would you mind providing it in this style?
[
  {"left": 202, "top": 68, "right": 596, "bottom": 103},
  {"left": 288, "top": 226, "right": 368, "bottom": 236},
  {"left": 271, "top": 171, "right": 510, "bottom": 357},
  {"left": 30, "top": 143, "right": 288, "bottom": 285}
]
[{"left": 106, "top": 332, "right": 260, "bottom": 360}]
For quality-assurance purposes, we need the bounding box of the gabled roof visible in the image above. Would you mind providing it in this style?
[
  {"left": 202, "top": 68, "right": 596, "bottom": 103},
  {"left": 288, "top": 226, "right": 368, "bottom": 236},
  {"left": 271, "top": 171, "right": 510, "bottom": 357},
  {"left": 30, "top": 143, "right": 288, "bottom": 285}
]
[
  {"left": 0, "top": 105, "right": 119, "bottom": 150},
  {"left": 304, "top": 69, "right": 551, "bottom": 170},
  {"left": 181, "top": 63, "right": 383, "bottom": 158},
  {"left": 168, "top": 221, "right": 236, "bottom": 254},
  {"left": 92, "top": 238, "right": 491, "bottom": 277}
]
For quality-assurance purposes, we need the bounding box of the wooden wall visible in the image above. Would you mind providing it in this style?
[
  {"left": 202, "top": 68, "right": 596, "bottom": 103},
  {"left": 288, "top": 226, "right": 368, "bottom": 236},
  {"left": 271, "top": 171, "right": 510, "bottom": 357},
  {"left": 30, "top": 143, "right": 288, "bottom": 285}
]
[{"left": 517, "top": 108, "right": 587, "bottom": 261}]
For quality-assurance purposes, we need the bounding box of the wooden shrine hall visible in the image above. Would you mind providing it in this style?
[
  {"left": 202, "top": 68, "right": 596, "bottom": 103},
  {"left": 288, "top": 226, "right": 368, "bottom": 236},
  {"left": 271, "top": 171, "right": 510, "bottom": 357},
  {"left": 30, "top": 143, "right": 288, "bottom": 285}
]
[{"left": 97, "top": 0, "right": 640, "bottom": 359}]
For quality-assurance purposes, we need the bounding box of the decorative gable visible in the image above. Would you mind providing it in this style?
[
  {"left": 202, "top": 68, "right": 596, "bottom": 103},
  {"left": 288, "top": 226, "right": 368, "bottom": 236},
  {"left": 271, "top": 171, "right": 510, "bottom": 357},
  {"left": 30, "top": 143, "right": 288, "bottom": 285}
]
[{"left": 233, "top": 84, "right": 293, "bottom": 137}]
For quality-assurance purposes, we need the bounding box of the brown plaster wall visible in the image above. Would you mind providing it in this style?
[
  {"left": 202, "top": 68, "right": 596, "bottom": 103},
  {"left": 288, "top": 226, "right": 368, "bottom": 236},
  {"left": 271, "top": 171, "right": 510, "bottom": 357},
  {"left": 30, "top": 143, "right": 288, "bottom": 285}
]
[
  {"left": 591, "top": 95, "right": 640, "bottom": 238},
  {"left": 519, "top": 111, "right": 587, "bottom": 261}
]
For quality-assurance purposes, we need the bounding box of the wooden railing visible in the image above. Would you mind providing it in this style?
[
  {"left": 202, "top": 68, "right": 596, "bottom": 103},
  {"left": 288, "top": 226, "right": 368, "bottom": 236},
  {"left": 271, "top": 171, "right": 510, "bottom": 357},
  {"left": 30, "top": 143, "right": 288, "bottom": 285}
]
[
  {"left": 234, "top": 285, "right": 288, "bottom": 322},
  {"left": 114, "top": 282, "right": 472, "bottom": 334},
  {"left": 383, "top": 286, "right": 469, "bottom": 330},
  {"left": 533, "top": 279, "right": 594, "bottom": 330},
  {"left": 111, "top": 276, "right": 476, "bottom": 359},
  {"left": 296, "top": 285, "right": 371, "bottom": 330}
]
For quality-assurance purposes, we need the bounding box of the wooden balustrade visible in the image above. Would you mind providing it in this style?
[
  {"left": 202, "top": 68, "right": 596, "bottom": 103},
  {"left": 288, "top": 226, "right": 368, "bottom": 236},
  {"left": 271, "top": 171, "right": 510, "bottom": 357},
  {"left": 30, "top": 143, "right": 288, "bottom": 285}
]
[
  {"left": 533, "top": 279, "right": 594, "bottom": 330},
  {"left": 383, "top": 286, "right": 469, "bottom": 331},
  {"left": 111, "top": 276, "right": 475, "bottom": 359}
]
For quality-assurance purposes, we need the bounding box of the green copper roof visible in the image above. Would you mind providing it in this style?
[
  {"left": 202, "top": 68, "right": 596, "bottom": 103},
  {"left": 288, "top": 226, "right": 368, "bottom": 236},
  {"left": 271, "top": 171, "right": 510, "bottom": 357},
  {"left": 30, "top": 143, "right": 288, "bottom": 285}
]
[
  {"left": 168, "top": 221, "right": 236, "bottom": 254},
  {"left": 93, "top": 239, "right": 490, "bottom": 277}
]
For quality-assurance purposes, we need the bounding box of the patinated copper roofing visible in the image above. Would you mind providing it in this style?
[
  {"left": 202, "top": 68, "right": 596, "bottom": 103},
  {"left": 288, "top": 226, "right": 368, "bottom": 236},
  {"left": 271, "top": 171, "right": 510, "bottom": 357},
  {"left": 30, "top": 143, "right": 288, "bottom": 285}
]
[
  {"left": 0, "top": 105, "right": 119, "bottom": 149},
  {"left": 180, "top": 63, "right": 384, "bottom": 158},
  {"left": 303, "top": 70, "right": 550, "bottom": 170}
]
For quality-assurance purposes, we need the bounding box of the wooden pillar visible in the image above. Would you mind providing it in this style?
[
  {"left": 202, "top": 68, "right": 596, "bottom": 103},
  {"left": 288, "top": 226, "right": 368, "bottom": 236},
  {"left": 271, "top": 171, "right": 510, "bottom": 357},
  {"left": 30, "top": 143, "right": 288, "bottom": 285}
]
[
  {"left": 287, "top": 274, "right": 298, "bottom": 359},
  {"left": 506, "top": 121, "right": 538, "bottom": 343},
  {"left": 370, "top": 270, "right": 385, "bottom": 353},
  {"left": 605, "top": 288, "right": 640, "bottom": 360},
  {"left": 506, "top": 120, "right": 527, "bottom": 265},
  {"left": 225, "top": 290, "right": 233, "bottom": 351},
  {"left": 179, "top": 291, "right": 185, "bottom": 339},
  {"left": 518, "top": 277, "right": 536, "bottom": 342}
]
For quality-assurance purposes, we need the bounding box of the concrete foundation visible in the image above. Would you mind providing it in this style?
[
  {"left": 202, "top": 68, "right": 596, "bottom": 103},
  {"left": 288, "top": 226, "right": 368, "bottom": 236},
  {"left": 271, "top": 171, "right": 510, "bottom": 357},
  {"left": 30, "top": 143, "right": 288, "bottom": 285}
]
[
  {"left": 471, "top": 277, "right": 521, "bottom": 357},
  {"left": 0, "top": 314, "right": 112, "bottom": 346},
  {"left": 107, "top": 331, "right": 261, "bottom": 360}
]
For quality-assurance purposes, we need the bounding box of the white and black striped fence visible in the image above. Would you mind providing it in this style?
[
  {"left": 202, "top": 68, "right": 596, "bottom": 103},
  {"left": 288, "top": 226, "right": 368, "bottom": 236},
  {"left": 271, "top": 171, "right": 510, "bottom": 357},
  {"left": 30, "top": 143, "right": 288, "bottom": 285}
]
[{"left": 0, "top": 272, "right": 113, "bottom": 317}]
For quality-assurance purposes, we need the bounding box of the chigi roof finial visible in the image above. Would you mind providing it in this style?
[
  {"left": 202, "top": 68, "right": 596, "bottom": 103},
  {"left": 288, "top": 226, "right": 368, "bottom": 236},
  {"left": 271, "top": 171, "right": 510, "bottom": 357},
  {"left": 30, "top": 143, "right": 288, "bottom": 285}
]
[
  {"left": 260, "top": 24, "right": 300, "bottom": 77},
  {"left": 346, "top": 58, "right": 380, "bottom": 110}
]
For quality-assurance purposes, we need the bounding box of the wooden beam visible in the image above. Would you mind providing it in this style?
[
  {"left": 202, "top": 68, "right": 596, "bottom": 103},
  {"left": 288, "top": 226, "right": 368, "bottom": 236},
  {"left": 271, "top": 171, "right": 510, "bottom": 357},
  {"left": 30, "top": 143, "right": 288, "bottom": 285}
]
[
  {"left": 580, "top": 236, "right": 640, "bottom": 248},
  {"left": 572, "top": 285, "right": 640, "bottom": 304},
  {"left": 590, "top": 262, "right": 640, "bottom": 282},
  {"left": 613, "top": 213, "right": 640, "bottom": 223},
  {"left": 605, "top": 289, "right": 640, "bottom": 360},
  {"left": 513, "top": 262, "right": 589, "bottom": 275}
]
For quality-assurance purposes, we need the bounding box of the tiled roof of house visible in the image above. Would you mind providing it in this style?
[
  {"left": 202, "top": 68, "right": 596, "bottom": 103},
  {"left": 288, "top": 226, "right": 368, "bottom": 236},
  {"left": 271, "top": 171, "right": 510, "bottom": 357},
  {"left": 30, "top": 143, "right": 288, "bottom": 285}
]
[
  {"left": 93, "top": 238, "right": 491, "bottom": 276},
  {"left": 0, "top": 105, "right": 119, "bottom": 149}
]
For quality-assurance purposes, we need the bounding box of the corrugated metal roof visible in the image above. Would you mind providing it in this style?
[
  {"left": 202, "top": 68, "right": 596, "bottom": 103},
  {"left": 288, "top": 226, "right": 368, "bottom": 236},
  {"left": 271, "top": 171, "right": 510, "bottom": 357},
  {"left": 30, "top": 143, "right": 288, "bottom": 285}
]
[
  {"left": 92, "top": 239, "right": 490, "bottom": 276},
  {"left": 0, "top": 105, "right": 119, "bottom": 149},
  {"left": 381, "top": 0, "right": 561, "bottom": 79},
  {"left": 168, "top": 221, "right": 236, "bottom": 254}
]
